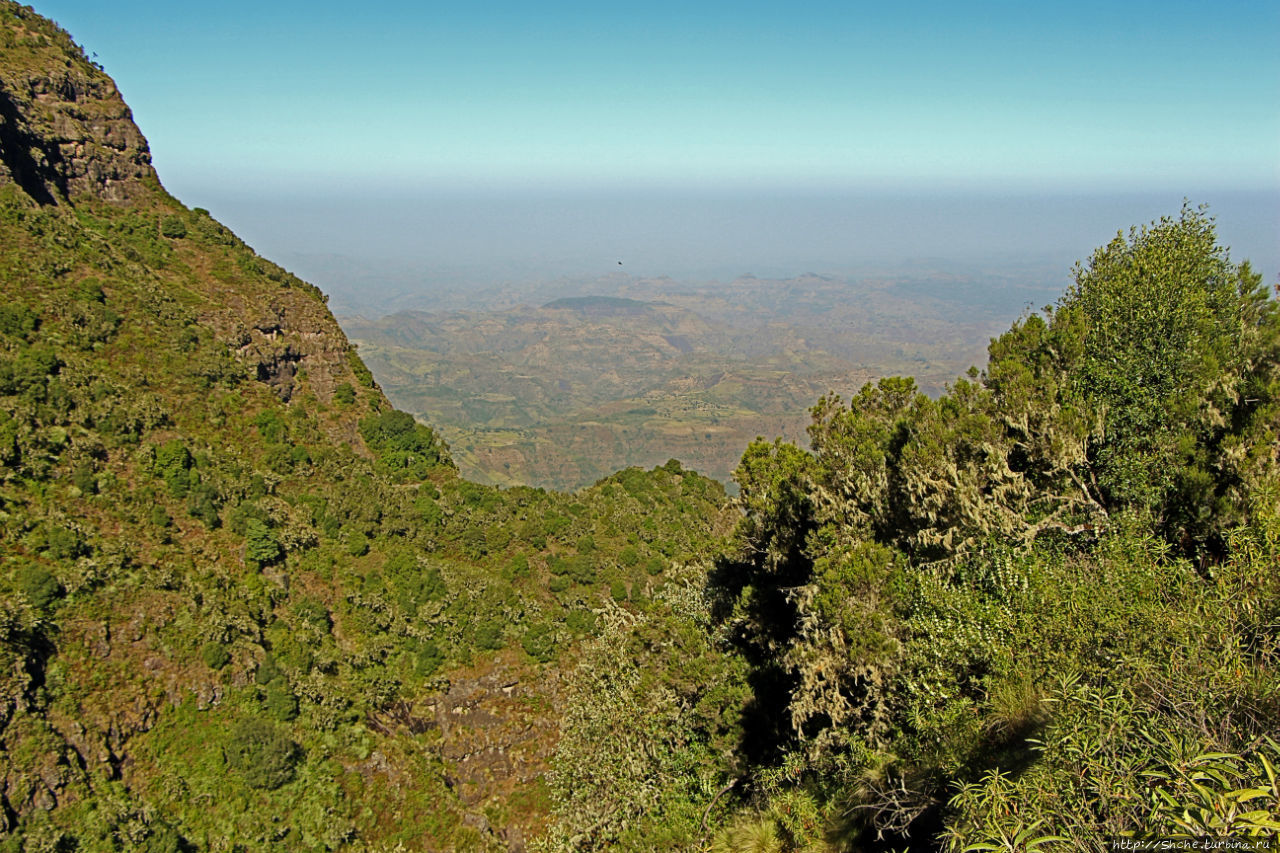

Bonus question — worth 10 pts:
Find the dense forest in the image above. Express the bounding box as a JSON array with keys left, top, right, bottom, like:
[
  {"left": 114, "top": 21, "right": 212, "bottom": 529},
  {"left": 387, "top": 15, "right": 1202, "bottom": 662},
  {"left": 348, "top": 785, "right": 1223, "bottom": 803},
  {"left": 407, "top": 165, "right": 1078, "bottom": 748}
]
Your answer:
[{"left": 1, "top": 3, "right": 1277, "bottom": 851}]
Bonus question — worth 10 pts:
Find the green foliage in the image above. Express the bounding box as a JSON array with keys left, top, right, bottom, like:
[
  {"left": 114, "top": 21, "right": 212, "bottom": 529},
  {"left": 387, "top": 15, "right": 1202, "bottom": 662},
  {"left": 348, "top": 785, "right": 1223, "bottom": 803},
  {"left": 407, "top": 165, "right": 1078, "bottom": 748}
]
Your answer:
[
  {"left": 7, "top": 24, "right": 1269, "bottom": 849},
  {"left": 358, "top": 408, "right": 452, "bottom": 480},
  {"left": 708, "top": 208, "right": 1280, "bottom": 848},
  {"left": 383, "top": 550, "right": 446, "bottom": 613},
  {"left": 154, "top": 439, "right": 193, "bottom": 497},
  {"left": 16, "top": 562, "right": 62, "bottom": 610},
  {"left": 521, "top": 621, "right": 557, "bottom": 663},
  {"left": 200, "top": 641, "right": 230, "bottom": 670},
  {"left": 159, "top": 215, "right": 186, "bottom": 239},
  {"left": 223, "top": 718, "right": 301, "bottom": 790},
  {"left": 244, "top": 518, "right": 282, "bottom": 567},
  {"left": 348, "top": 349, "right": 376, "bottom": 388},
  {"left": 473, "top": 619, "right": 505, "bottom": 650},
  {"left": 262, "top": 679, "right": 299, "bottom": 722},
  {"left": 542, "top": 593, "right": 750, "bottom": 851},
  {"left": 253, "top": 408, "right": 285, "bottom": 443},
  {"left": 344, "top": 528, "right": 369, "bottom": 556},
  {"left": 333, "top": 382, "right": 356, "bottom": 405},
  {"left": 564, "top": 608, "right": 596, "bottom": 637},
  {"left": 0, "top": 303, "right": 39, "bottom": 339},
  {"left": 186, "top": 482, "right": 221, "bottom": 528},
  {"left": 414, "top": 640, "right": 444, "bottom": 676}
]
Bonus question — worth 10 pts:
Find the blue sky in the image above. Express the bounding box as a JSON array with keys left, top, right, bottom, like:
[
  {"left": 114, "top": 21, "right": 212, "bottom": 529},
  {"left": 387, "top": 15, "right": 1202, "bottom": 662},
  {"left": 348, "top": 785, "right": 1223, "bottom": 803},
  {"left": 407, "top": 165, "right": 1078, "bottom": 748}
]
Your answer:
[{"left": 33, "top": 0, "right": 1280, "bottom": 193}]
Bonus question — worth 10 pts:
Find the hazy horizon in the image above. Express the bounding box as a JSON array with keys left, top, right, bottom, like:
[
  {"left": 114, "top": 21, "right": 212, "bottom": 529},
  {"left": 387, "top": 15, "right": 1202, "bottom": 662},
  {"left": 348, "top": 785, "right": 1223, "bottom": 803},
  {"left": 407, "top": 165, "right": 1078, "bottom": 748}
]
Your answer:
[{"left": 177, "top": 184, "right": 1279, "bottom": 317}]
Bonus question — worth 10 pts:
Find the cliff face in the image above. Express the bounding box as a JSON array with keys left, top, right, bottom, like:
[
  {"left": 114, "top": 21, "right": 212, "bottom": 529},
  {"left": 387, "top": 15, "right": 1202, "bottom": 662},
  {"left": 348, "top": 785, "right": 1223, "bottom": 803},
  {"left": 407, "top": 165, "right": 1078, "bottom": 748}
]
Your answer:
[
  {"left": 0, "top": 3, "right": 155, "bottom": 203},
  {"left": 0, "top": 2, "right": 386, "bottom": 452}
]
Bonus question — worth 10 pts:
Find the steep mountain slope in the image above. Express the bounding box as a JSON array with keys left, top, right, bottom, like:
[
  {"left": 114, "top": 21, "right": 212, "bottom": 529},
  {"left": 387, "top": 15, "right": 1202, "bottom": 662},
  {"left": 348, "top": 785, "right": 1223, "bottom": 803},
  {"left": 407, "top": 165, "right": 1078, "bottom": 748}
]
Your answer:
[{"left": 0, "top": 6, "right": 737, "bottom": 850}]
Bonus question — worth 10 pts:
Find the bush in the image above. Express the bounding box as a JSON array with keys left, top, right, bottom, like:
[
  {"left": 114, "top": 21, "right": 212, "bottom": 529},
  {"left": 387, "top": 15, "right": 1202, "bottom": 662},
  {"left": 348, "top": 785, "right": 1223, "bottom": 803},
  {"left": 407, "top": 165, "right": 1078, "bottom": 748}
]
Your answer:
[
  {"left": 474, "top": 620, "right": 505, "bottom": 651},
  {"left": 0, "top": 303, "right": 38, "bottom": 340},
  {"left": 253, "top": 409, "right": 285, "bottom": 443},
  {"left": 385, "top": 552, "right": 445, "bottom": 613},
  {"left": 201, "top": 641, "right": 230, "bottom": 670},
  {"left": 505, "top": 554, "right": 531, "bottom": 581},
  {"left": 333, "top": 383, "right": 355, "bottom": 405},
  {"left": 16, "top": 563, "right": 62, "bottom": 610},
  {"left": 149, "top": 504, "right": 172, "bottom": 529},
  {"left": 358, "top": 409, "right": 451, "bottom": 479},
  {"left": 293, "top": 598, "right": 331, "bottom": 631},
  {"left": 154, "top": 439, "right": 193, "bottom": 497},
  {"left": 186, "top": 483, "right": 221, "bottom": 528},
  {"left": 345, "top": 529, "right": 369, "bottom": 557},
  {"left": 262, "top": 679, "right": 299, "bottom": 722},
  {"left": 224, "top": 718, "right": 300, "bottom": 790},
  {"left": 159, "top": 215, "right": 187, "bottom": 239},
  {"left": 522, "top": 622, "right": 556, "bottom": 663},
  {"left": 244, "top": 519, "right": 282, "bottom": 568},
  {"left": 42, "top": 524, "right": 83, "bottom": 560},
  {"left": 415, "top": 641, "right": 444, "bottom": 677},
  {"left": 566, "top": 609, "right": 596, "bottom": 637}
]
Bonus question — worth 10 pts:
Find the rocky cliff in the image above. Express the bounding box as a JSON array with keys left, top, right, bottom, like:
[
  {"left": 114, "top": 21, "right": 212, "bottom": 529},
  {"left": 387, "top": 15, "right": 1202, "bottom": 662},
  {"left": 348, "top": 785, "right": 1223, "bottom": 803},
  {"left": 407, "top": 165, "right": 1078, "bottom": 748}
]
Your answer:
[{"left": 0, "top": 4, "right": 154, "bottom": 203}]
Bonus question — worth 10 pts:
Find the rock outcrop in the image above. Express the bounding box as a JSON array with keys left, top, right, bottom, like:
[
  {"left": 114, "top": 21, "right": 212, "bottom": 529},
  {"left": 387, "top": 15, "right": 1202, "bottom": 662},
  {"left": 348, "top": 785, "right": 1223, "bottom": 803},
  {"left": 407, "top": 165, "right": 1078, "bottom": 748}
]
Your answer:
[{"left": 0, "top": 3, "right": 156, "bottom": 203}]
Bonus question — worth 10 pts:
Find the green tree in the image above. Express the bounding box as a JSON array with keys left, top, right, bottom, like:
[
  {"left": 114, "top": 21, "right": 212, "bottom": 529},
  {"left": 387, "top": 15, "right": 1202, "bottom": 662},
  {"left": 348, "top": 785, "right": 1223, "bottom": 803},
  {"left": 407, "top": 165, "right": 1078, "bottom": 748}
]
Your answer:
[{"left": 244, "top": 519, "right": 281, "bottom": 567}]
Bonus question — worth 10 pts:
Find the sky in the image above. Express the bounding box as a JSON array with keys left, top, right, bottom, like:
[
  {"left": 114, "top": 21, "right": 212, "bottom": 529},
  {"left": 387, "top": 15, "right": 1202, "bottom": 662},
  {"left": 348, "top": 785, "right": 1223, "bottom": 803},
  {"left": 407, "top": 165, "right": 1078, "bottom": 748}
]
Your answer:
[{"left": 28, "top": 0, "right": 1280, "bottom": 298}]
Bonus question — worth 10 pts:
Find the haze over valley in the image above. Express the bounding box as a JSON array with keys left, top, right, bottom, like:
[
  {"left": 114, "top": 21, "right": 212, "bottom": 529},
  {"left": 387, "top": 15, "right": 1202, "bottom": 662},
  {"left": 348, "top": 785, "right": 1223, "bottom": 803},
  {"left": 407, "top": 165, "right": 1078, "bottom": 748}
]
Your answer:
[
  {"left": 342, "top": 267, "right": 1067, "bottom": 489},
  {"left": 278, "top": 189, "right": 1273, "bottom": 490}
]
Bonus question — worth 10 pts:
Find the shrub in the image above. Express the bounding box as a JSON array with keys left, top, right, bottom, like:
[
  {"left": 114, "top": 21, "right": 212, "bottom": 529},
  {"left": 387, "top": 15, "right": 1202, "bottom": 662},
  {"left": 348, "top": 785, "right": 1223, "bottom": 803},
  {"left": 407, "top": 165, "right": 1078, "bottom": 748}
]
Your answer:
[
  {"left": 42, "top": 524, "right": 83, "bottom": 560},
  {"left": 505, "top": 554, "right": 531, "bottom": 581},
  {"left": 333, "top": 383, "right": 355, "bottom": 405},
  {"left": 186, "top": 483, "right": 221, "bottom": 528},
  {"left": 0, "top": 303, "right": 38, "bottom": 340},
  {"left": 17, "top": 563, "right": 62, "bottom": 610},
  {"left": 475, "top": 620, "right": 505, "bottom": 651},
  {"left": 154, "top": 439, "right": 193, "bottom": 497},
  {"left": 253, "top": 410, "right": 285, "bottom": 444},
  {"left": 415, "top": 641, "right": 444, "bottom": 677},
  {"left": 159, "top": 215, "right": 186, "bottom": 239},
  {"left": 358, "top": 409, "right": 451, "bottom": 479},
  {"left": 244, "top": 519, "right": 282, "bottom": 568},
  {"left": 149, "top": 504, "right": 172, "bottom": 529},
  {"left": 293, "top": 598, "right": 331, "bottom": 631},
  {"left": 224, "top": 718, "right": 300, "bottom": 790},
  {"left": 345, "top": 529, "right": 369, "bottom": 557},
  {"left": 71, "top": 463, "right": 96, "bottom": 494},
  {"left": 262, "top": 679, "right": 299, "bottom": 722},
  {"left": 566, "top": 609, "right": 596, "bottom": 637},
  {"left": 522, "top": 622, "right": 556, "bottom": 663},
  {"left": 201, "top": 641, "right": 230, "bottom": 670}
]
